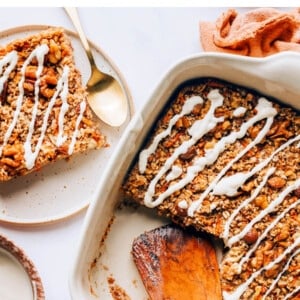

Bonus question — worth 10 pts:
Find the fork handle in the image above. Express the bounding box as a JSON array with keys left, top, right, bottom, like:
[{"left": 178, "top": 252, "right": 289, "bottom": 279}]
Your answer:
[{"left": 64, "top": 7, "right": 96, "bottom": 67}]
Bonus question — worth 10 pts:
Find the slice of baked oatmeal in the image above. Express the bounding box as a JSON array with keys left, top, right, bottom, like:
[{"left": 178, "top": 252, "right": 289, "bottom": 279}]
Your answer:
[
  {"left": 123, "top": 78, "right": 299, "bottom": 299},
  {"left": 0, "top": 27, "right": 107, "bottom": 181}
]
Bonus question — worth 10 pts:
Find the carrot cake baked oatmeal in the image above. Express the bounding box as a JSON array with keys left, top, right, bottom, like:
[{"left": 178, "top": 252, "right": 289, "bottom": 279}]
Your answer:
[
  {"left": 0, "top": 27, "right": 106, "bottom": 181},
  {"left": 123, "top": 78, "right": 300, "bottom": 299}
]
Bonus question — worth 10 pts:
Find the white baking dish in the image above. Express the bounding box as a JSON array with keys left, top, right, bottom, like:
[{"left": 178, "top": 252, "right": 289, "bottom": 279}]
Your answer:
[{"left": 69, "top": 51, "right": 300, "bottom": 299}]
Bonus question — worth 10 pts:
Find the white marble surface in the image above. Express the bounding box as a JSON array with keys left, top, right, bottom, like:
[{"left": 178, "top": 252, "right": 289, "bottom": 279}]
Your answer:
[{"left": 0, "top": 6, "right": 282, "bottom": 300}]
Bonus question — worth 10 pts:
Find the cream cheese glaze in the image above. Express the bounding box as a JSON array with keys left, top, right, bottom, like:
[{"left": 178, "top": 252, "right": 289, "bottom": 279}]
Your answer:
[
  {"left": 166, "top": 165, "right": 183, "bottom": 182},
  {"left": 136, "top": 87, "right": 299, "bottom": 299},
  {"left": 223, "top": 237, "right": 300, "bottom": 300},
  {"left": 233, "top": 106, "right": 247, "bottom": 117},
  {"left": 0, "top": 44, "right": 87, "bottom": 170},
  {"left": 142, "top": 89, "right": 225, "bottom": 208},
  {"left": 227, "top": 178, "right": 300, "bottom": 247},
  {"left": 0, "top": 51, "right": 18, "bottom": 96},
  {"left": 139, "top": 95, "right": 204, "bottom": 173},
  {"left": 236, "top": 198, "right": 300, "bottom": 274},
  {"left": 140, "top": 90, "right": 280, "bottom": 214},
  {"left": 262, "top": 248, "right": 300, "bottom": 300}
]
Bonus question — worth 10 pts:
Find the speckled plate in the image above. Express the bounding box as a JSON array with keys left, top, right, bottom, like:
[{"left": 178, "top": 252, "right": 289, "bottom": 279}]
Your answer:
[
  {"left": 0, "top": 25, "right": 133, "bottom": 225},
  {"left": 0, "top": 234, "right": 44, "bottom": 299},
  {"left": 69, "top": 51, "right": 300, "bottom": 299}
]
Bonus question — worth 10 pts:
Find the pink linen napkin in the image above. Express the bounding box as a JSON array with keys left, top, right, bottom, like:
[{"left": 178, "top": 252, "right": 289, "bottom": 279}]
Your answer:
[{"left": 200, "top": 8, "right": 300, "bottom": 57}]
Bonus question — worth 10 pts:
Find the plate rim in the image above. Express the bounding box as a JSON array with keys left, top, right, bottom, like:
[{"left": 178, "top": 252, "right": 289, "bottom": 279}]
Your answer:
[{"left": 0, "top": 233, "right": 45, "bottom": 299}]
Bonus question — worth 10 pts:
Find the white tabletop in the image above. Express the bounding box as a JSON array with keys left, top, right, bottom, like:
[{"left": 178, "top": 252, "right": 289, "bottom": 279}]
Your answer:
[{"left": 0, "top": 6, "right": 273, "bottom": 300}]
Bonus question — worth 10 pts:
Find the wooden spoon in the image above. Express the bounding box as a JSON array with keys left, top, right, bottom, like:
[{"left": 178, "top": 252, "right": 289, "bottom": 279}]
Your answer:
[{"left": 132, "top": 224, "right": 222, "bottom": 300}]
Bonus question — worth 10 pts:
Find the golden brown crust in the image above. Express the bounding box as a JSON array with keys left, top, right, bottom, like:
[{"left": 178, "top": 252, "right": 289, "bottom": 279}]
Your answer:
[{"left": 0, "top": 27, "right": 107, "bottom": 181}]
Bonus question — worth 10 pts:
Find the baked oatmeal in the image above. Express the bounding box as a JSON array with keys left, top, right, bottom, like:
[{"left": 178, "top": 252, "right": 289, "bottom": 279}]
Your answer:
[
  {"left": 123, "top": 78, "right": 300, "bottom": 299},
  {"left": 0, "top": 27, "right": 107, "bottom": 181}
]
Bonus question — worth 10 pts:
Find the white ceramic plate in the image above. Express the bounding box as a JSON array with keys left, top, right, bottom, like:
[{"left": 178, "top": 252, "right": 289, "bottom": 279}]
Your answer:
[
  {"left": 69, "top": 51, "right": 300, "bottom": 299},
  {"left": 0, "top": 25, "right": 133, "bottom": 225},
  {"left": 0, "top": 234, "right": 44, "bottom": 299}
]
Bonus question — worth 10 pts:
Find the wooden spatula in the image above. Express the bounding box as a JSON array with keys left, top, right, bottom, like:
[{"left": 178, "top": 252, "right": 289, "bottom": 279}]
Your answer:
[{"left": 132, "top": 224, "right": 222, "bottom": 300}]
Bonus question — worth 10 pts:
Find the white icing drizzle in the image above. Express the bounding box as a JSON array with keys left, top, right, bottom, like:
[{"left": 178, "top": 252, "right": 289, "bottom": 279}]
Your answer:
[
  {"left": 187, "top": 97, "right": 277, "bottom": 216},
  {"left": 0, "top": 46, "right": 87, "bottom": 169},
  {"left": 56, "top": 67, "right": 70, "bottom": 147},
  {"left": 143, "top": 89, "right": 224, "bottom": 208},
  {"left": 0, "top": 51, "right": 19, "bottom": 157},
  {"left": 262, "top": 248, "right": 300, "bottom": 299},
  {"left": 213, "top": 164, "right": 272, "bottom": 197},
  {"left": 141, "top": 93, "right": 279, "bottom": 211},
  {"left": 23, "top": 44, "right": 49, "bottom": 169},
  {"left": 219, "top": 135, "right": 300, "bottom": 245},
  {"left": 233, "top": 106, "right": 247, "bottom": 117},
  {"left": 178, "top": 199, "right": 188, "bottom": 209},
  {"left": 222, "top": 167, "right": 276, "bottom": 246},
  {"left": 0, "top": 51, "right": 18, "bottom": 99},
  {"left": 237, "top": 198, "right": 300, "bottom": 273},
  {"left": 213, "top": 135, "right": 300, "bottom": 197},
  {"left": 227, "top": 178, "right": 300, "bottom": 247},
  {"left": 24, "top": 65, "right": 71, "bottom": 169},
  {"left": 223, "top": 237, "right": 300, "bottom": 300},
  {"left": 2, "top": 44, "right": 49, "bottom": 165},
  {"left": 210, "top": 202, "right": 217, "bottom": 211},
  {"left": 166, "top": 165, "right": 182, "bottom": 182},
  {"left": 283, "top": 286, "right": 300, "bottom": 300},
  {"left": 68, "top": 100, "right": 86, "bottom": 155},
  {"left": 139, "top": 95, "right": 204, "bottom": 173}
]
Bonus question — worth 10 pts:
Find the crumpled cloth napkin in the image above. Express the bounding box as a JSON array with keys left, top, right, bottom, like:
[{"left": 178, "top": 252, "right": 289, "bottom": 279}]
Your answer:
[{"left": 200, "top": 7, "right": 300, "bottom": 57}]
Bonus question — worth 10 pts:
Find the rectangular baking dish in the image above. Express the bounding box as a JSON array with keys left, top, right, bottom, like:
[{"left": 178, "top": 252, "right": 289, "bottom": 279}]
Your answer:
[{"left": 69, "top": 51, "right": 300, "bottom": 299}]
